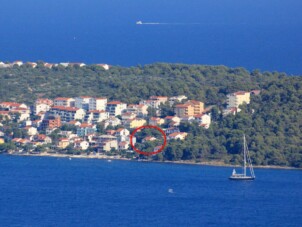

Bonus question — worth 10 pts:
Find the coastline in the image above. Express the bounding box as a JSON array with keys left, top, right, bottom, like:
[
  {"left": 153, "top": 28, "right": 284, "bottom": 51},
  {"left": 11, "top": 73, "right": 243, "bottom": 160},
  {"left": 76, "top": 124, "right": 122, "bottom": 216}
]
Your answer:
[{"left": 3, "top": 152, "right": 301, "bottom": 170}]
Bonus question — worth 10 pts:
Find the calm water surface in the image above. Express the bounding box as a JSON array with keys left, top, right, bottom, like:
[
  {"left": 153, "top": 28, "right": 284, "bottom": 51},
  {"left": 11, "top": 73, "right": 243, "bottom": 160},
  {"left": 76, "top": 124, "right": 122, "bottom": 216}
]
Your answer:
[
  {"left": 0, "top": 155, "right": 301, "bottom": 226},
  {"left": 0, "top": 0, "right": 302, "bottom": 74}
]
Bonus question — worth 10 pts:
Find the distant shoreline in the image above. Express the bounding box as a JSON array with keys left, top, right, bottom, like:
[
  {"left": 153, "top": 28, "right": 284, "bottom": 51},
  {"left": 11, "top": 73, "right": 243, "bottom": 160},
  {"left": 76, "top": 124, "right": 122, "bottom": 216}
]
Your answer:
[{"left": 3, "top": 152, "right": 301, "bottom": 170}]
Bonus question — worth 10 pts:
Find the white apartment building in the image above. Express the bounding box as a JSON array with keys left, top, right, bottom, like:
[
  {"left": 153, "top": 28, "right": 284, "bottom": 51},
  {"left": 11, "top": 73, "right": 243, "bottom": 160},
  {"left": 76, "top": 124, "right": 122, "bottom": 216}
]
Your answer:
[
  {"left": 54, "top": 97, "right": 75, "bottom": 107},
  {"left": 89, "top": 97, "right": 107, "bottom": 111},
  {"left": 85, "top": 110, "right": 109, "bottom": 123},
  {"left": 49, "top": 106, "right": 85, "bottom": 122},
  {"left": 106, "top": 101, "right": 127, "bottom": 116}
]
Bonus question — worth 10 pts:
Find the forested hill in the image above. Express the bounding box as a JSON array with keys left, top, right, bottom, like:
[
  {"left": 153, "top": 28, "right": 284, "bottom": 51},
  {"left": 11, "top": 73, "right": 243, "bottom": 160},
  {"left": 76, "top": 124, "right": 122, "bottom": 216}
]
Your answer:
[
  {"left": 0, "top": 63, "right": 301, "bottom": 167},
  {"left": 0, "top": 63, "right": 285, "bottom": 105}
]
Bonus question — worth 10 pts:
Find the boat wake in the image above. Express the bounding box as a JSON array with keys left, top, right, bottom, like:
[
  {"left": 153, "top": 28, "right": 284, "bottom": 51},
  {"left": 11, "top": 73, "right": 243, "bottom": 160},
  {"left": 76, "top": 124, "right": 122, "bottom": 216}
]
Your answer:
[{"left": 136, "top": 21, "right": 201, "bottom": 25}]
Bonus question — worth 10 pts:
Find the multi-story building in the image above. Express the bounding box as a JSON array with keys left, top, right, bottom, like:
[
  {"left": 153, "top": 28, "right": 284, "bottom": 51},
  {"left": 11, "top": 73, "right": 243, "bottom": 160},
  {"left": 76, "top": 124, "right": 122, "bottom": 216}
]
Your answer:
[
  {"left": 185, "top": 100, "right": 204, "bottom": 115},
  {"left": 48, "top": 106, "right": 85, "bottom": 122},
  {"left": 75, "top": 96, "right": 92, "bottom": 110},
  {"left": 85, "top": 110, "right": 109, "bottom": 123},
  {"left": 34, "top": 103, "right": 51, "bottom": 115},
  {"left": 89, "top": 97, "right": 107, "bottom": 111},
  {"left": 174, "top": 100, "right": 204, "bottom": 117},
  {"left": 76, "top": 123, "right": 97, "bottom": 137},
  {"left": 106, "top": 101, "right": 127, "bottom": 116},
  {"left": 53, "top": 97, "right": 75, "bottom": 107},
  {"left": 40, "top": 116, "right": 61, "bottom": 130},
  {"left": 174, "top": 103, "right": 194, "bottom": 117},
  {"left": 227, "top": 91, "right": 250, "bottom": 108}
]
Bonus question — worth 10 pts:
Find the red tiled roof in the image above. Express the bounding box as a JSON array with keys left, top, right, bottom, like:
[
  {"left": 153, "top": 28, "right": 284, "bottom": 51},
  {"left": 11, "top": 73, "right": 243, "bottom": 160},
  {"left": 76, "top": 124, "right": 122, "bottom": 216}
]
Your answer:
[
  {"left": 52, "top": 106, "right": 79, "bottom": 112},
  {"left": 107, "top": 101, "right": 123, "bottom": 105},
  {"left": 54, "top": 97, "right": 72, "bottom": 101},
  {"left": 0, "top": 102, "right": 22, "bottom": 107},
  {"left": 175, "top": 104, "right": 191, "bottom": 108},
  {"left": 233, "top": 91, "right": 248, "bottom": 95}
]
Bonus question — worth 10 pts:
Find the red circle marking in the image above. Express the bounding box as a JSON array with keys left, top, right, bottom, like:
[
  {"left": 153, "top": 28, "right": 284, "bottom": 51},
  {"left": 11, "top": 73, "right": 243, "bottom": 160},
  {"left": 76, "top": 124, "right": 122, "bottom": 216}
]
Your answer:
[{"left": 130, "top": 125, "right": 167, "bottom": 156}]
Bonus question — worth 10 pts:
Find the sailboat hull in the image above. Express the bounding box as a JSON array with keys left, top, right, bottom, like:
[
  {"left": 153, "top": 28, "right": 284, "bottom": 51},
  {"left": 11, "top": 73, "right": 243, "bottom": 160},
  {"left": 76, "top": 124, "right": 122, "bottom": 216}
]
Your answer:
[{"left": 229, "top": 176, "right": 255, "bottom": 181}]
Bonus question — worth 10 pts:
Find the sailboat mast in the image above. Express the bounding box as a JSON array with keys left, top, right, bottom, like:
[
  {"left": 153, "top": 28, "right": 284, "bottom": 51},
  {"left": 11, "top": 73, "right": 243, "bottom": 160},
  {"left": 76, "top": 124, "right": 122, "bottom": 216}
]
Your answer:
[{"left": 243, "top": 134, "right": 247, "bottom": 176}]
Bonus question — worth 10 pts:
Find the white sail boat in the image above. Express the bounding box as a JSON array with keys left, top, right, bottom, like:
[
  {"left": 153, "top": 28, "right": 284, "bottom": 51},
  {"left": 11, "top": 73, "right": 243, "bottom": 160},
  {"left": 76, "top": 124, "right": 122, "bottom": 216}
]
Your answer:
[{"left": 229, "top": 135, "right": 255, "bottom": 180}]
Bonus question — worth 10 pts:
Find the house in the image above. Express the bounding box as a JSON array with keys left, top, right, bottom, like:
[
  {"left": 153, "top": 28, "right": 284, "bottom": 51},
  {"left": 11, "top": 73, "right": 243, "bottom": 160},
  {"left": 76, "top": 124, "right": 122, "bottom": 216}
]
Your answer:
[
  {"left": 119, "top": 141, "right": 129, "bottom": 150},
  {"left": 12, "top": 138, "right": 30, "bottom": 145},
  {"left": 149, "top": 117, "right": 165, "bottom": 126},
  {"left": 34, "top": 103, "right": 51, "bottom": 114},
  {"left": 53, "top": 97, "right": 75, "bottom": 107},
  {"left": 89, "top": 97, "right": 107, "bottom": 111},
  {"left": 0, "top": 102, "right": 28, "bottom": 110},
  {"left": 106, "top": 130, "right": 116, "bottom": 135},
  {"left": 35, "top": 98, "right": 53, "bottom": 106},
  {"left": 223, "top": 107, "right": 240, "bottom": 116},
  {"left": 40, "top": 115, "right": 61, "bottom": 130},
  {"left": 96, "top": 64, "right": 110, "bottom": 70},
  {"left": 227, "top": 91, "right": 250, "bottom": 108},
  {"left": 194, "top": 113, "right": 211, "bottom": 128},
  {"left": 0, "top": 138, "right": 4, "bottom": 144},
  {"left": 143, "top": 136, "right": 157, "bottom": 142},
  {"left": 48, "top": 106, "right": 85, "bottom": 122},
  {"left": 167, "top": 132, "right": 188, "bottom": 140},
  {"left": 104, "top": 117, "right": 121, "bottom": 128},
  {"left": 12, "top": 61, "right": 23, "bottom": 66},
  {"left": 0, "top": 62, "right": 11, "bottom": 68},
  {"left": 181, "top": 116, "right": 196, "bottom": 123},
  {"left": 59, "top": 62, "right": 69, "bottom": 67},
  {"left": 114, "top": 128, "right": 130, "bottom": 137},
  {"left": 76, "top": 123, "right": 97, "bottom": 137},
  {"left": 251, "top": 90, "right": 261, "bottom": 95},
  {"left": 35, "top": 134, "right": 52, "bottom": 144},
  {"left": 150, "top": 96, "right": 168, "bottom": 104},
  {"left": 24, "top": 126, "right": 38, "bottom": 136},
  {"left": 169, "top": 95, "right": 187, "bottom": 105},
  {"left": 124, "top": 104, "right": 148, "bottom": 117},
  {"left": 85, "top": 110, "right": 109, "bottom": 123},
  {"left": 164, "top": 116, "right": 180, "bottom": 124},
  {"left": 69, "top": 62, "right": 86, "bottom": 67},
  {"left": 124, "top": 118, "right": 146, "bottom": 129},
  {"left": 163, "top": 127, "right": 180, "bottom": 135},
  {"left": 74, "top": 141, "right": 89, "bottom": 150},
  {"left": 97, "top": 135, "right": 118, "bottom": 152},
  {"left": 139, "top": 99, "right": 161, "bottom": 109},
  {"left": 26, "top": 62, "right": 37, "bottom": 68},
  {"left": 121, "top": 112, "right": 137, "bottom": 121},
  {"left": 67, "top": 120, "right": 81, "bottom": 127},
  {"left": 9, "top": 108, "right": 30, "bottom": 121},
  {"left": 44, "top": 63, "right": 54, "bottom": 69},
  {"left": 0, "top": 111, "right": 11, "bottom": 120},
  {"left": 106, "top": 101, "right": 127, "bottom": 116},
  {"left": 57, "top": 138, "right": 70, "bottom": 149}
]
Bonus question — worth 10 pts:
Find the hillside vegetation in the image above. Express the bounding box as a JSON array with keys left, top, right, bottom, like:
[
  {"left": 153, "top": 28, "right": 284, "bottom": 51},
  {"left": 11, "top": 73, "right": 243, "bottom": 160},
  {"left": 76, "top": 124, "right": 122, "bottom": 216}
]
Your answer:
[{"left": 0, "top": 63, "right": 301, "bottom": 167}]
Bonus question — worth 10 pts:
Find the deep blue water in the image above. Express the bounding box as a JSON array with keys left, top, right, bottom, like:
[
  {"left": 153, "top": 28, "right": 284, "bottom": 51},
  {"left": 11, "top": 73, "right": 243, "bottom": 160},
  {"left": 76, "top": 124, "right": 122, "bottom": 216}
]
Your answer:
[
  {"left": 0, "top": 156, "right": 301, "bottom": 226},
  {"left": 0, "top": 0, "right": 302, "bottom": 74}
]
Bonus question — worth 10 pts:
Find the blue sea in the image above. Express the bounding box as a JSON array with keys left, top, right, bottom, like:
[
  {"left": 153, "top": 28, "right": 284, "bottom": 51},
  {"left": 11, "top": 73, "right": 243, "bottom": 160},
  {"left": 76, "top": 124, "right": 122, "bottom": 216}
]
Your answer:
[
  {"left": 0, "top": 0, "right": 302, "bottom": 74},
  {"left": 0, "top": 155, "right": 301, "bottom": 226}
]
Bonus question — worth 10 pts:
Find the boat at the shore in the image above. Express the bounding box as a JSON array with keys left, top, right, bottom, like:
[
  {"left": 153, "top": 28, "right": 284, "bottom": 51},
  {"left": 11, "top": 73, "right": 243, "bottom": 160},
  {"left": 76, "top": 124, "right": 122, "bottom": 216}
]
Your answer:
[{"left": 229, "top": 135, "right": 255, "bottom": 180}]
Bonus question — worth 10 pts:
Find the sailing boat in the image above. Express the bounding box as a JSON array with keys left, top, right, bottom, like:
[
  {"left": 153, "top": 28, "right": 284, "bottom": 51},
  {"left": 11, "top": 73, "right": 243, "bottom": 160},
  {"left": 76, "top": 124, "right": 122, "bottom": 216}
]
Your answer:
[{"left": 229, "top": 135, "right": 255, "bottom": 180}]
